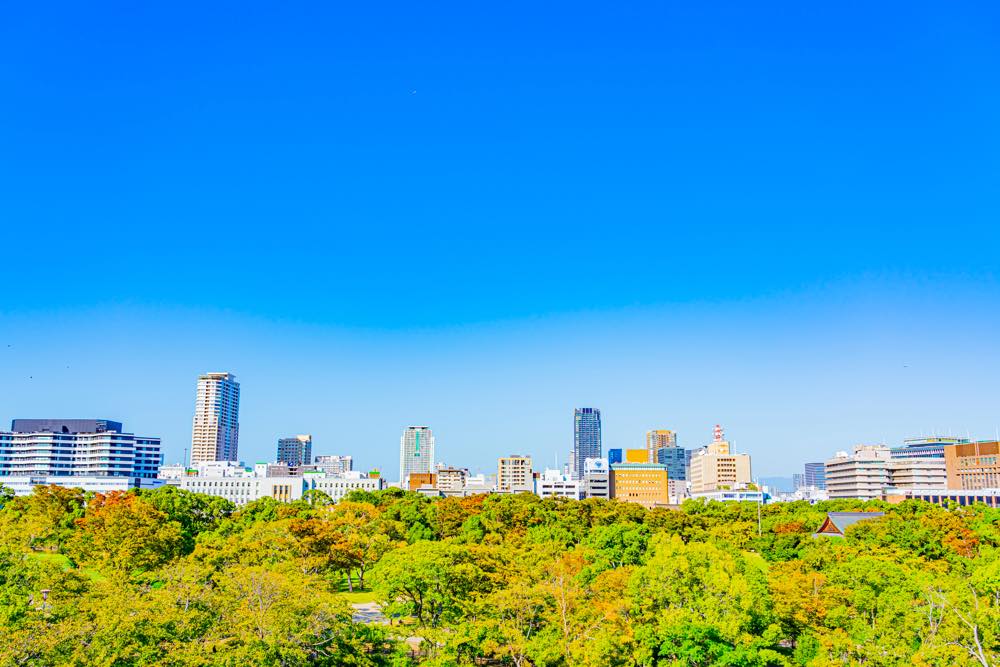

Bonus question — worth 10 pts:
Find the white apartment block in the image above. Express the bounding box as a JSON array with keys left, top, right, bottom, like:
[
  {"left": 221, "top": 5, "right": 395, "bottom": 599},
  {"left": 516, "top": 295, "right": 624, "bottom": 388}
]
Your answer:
[
  {"left": 191, "top": 372, "right": 240, "bottom": 464},
  {"left": 435, "top": 467, "right": 468, "bottom": 493},
  {"left": 886, "top": 457, "right": 947, "bottom": 490}
]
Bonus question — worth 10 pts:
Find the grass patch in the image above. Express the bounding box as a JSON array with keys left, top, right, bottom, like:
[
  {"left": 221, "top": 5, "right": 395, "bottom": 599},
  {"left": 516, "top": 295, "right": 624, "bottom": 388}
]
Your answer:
[
  {"left": 25, "top": 551, "right": 106, "bottom": 582},
  {"left": 340, "top": 588, "right": 379, "bottom": 604}
]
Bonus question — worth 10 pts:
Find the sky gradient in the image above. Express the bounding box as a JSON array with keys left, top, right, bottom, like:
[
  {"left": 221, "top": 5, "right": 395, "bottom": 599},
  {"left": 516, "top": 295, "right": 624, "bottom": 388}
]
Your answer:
[{"left": 2, "top": 1, "right": 999, "bottom": 477}]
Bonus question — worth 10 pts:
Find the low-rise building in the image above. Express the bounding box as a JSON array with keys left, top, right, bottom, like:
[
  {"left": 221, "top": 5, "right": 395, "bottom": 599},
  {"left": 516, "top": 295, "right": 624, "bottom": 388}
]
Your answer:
[
  {"left": 169, "top": 467, "right": 382, "bottom": 505},
  {"left": 825, "top": 445, "right": 891, "bottom": 500},
  {"left": 690, "top": 488, "right": 767, "bottom": 504},
  {"left": 314, "top": 455, "right": 353, "bottom": 475},
  {"left": 535, "top": 469, "right": 583, "bottom": 500},
  {"left": 944, "top": 440, "right": 1000, "bottom": 491},
  {"left": 610, "top": 462, "right": 669, "bottom": 509}
]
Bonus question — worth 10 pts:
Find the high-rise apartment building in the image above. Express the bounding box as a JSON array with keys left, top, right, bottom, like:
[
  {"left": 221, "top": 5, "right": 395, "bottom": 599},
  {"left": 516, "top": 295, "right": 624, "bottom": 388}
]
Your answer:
[
  {"left": 645, "top": 429, "right": 677, "bottom": 463},
  {"left": 572, "top": 408, "right": 602, "bottom": 479},
  {"left": 276, "top": 434, "right": 312, "bottom": 467},
  {"left": 190, "top": 372, "right": 240, "bottom": 464},
  {"left": 804, "top": 462, "right": 827, "bottom": 489},
  {"left": 498, "top": 455, "right": 533, "bottom": 492},
  {"left": 688, "top": 425, "right": 751, "bottom": 494},
  {"left": 399, "top": 426, "right": 435, "bottom": 485}
]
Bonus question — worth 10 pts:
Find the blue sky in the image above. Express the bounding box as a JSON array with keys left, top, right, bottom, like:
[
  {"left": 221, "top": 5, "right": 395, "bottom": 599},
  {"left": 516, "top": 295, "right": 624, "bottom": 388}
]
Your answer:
[{"left": 1, "top": 1, "right": 999, "bottom": 477}]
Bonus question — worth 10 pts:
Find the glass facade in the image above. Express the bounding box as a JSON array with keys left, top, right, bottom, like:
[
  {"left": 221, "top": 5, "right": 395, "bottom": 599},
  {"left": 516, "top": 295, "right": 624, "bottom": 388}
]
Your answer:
[{"left": 572, "top": 408, "right": 602, "bottom": 478}]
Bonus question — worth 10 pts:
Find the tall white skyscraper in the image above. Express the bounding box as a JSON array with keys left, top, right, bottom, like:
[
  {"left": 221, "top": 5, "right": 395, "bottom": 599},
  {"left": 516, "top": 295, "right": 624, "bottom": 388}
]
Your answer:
[
  {"left": 190, "top": 372, "right": 240, "bottom": 464},
  {"left": 399, "top": 426, "right": 434, "bottom": 485}
]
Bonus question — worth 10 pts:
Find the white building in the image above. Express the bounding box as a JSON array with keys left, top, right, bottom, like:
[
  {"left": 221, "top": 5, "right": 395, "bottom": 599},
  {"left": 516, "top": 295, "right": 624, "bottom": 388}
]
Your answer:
[
  {"left": 399, "top": 426, "right": 435, "bottom": 486},
  {"left": 436, "top": 467, "right": 468, "bottom": 493},
  {"left": 583, "top": 457, "right": 610, "bottom": 499},
  {"left": 314, "top": 455, "right": 353, "bottom": 475},
  {"left": 166, "top": 465, "right": 382, "bottom": 506},
  {"left": 886, "top": 457, "right": 947, "bottom": 490},
  {"left": 690, "top": 488, "right": 767, "bottom": 504},
  {"left": 535, "top": 469, "right": 584, "bottom": 500},
  {"left": 0, "top": 419, "right": 163, "bottom": 495},
  {"left": 825, "top": 445, "right": 891, "bottom": 500},
  {"left": 191, "top": 372, "right": 241, "bottom": 464}
]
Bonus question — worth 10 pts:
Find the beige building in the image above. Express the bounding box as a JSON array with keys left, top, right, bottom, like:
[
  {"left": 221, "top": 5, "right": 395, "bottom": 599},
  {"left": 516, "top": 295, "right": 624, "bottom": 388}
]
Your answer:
[
  {"left": 886, "top": 457, "right": 946, "bottom": 490},
  {"left": 190, "top": 372, "right": 240, "bottom": 464},
  {"left": 688, "top": 426, "right": 751, "bottom": 493},
  {"left": 645, "top": 429, "right": 677, "bottom": 463},
  {"left": 825, "top": 445, "right": 890, "bottom": 500},
  {"left": 498, "top": 455, "right": 533, "bottom": 492},
  {"left": 610, "top": 462, "right": 669, "bottom": 508},
  {"left": 436, "top": 467, "right": 468, "bottom": 493}
]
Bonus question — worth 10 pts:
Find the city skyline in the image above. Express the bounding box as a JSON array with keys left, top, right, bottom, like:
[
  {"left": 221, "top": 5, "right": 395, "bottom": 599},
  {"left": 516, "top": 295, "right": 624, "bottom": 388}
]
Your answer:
[{"left": 2, "top": 2, "right": 998, "bottom": 480}]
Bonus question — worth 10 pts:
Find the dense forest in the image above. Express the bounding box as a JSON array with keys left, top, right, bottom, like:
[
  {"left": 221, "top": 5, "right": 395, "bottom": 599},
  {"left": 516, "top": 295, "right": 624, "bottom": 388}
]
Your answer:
[{"left": 1, "top": 484, "right": 998, "bottom": 666}]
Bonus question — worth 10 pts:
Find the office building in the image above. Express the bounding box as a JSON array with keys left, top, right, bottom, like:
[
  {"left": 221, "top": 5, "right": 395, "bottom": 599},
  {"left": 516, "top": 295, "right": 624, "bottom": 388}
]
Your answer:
[
  {"left": 688, "top": 425, "right": 751, "bottom": 493},
  {"left": 645, "top": 429, "right": 677, "bottom": 463},
  {"left": 825, "top": 445, "right": 891, "bottom": 500},
  {"left": 610, "top": 462, "right": 669, "bottom": 509},
  {"left": 399, "top": 426, "right": 435, "bottom": 485},
  {"left": 314, "top": 455, "right": 353, "bottom": 475},
  {"left": 792, "top": 473, "right": 805, "bottom": 490},
  {"left": 190, "top": 372, "right": 240, "bottom": 464},
  {"left": 407, "top": 472, "right": 436, "bottom": 492},
  {"left": 0, "top": 419, "right": 163, "bottom": 495},
  {"left": 944, "top": 440, "right": 1000, "bottom": 491},
  {"left": 891, "top": 436, "right": 967, "bottom": 459},
  {"left": 498, "top": 455, "right": 533, "bottom": 493},
  {"left": 803, "top": 462, "right": 826, "bottom": 489},
  {"left": 276, "top": 435, "right": 312, "bottom": 467},
  {"left": 572, "top": 408, "right": 602, "bottom": 479},
  {"left": 583, "top": 457, "right": 610, "bottom": 499},
  {"left": 608, "top": 448, "right": 623, "bottom": 465},
  {"left": 657, "top": 446, "right": 688, "bottom": 482},
  {"left": 886, "top": 458, "right": 947, "bottom": 490},
  {"left": 536, "top": 469, "right": 584, "bottom": 500}
]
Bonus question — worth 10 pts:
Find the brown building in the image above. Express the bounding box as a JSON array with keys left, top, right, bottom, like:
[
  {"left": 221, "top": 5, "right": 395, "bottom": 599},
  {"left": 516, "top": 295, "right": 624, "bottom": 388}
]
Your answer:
[
  {"left": 610, "top": 462, "right": 669, "bottom": 509},
  {"left": 407, "top": 472, "right": 436, "bottom": 491},
  {"left": 945, "top": 441, "right": 1000, "bottom": 490}
]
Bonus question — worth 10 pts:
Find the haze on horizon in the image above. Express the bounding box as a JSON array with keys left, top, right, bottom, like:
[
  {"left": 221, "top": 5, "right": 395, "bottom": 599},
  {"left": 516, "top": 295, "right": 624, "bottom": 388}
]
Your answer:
[{"left": 1, "top": 1, "right": 998, "bottom": 478}]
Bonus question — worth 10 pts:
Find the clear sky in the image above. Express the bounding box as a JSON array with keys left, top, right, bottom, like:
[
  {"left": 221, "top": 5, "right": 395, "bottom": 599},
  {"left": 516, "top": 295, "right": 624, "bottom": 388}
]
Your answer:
[{"left": 2, "top": 1, "right": 999, "bottom": 478}]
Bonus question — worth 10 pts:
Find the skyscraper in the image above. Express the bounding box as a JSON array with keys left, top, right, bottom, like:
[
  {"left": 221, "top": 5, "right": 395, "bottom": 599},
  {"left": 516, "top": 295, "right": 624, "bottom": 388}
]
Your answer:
[
  {"left": 276, "top": 434, "right": 312, "bottom": 467},
  {"left": 190, "top": 372, "right": 240, "bottom": 464},
  {"left": 645, "top": 429, "right": 677, "bottom": 463},
  {"left": 572, "top": 408, "right": 602, "bottom": 479},
  {"left": 399, "top": 426, "right": 435, "bottom": 485}
]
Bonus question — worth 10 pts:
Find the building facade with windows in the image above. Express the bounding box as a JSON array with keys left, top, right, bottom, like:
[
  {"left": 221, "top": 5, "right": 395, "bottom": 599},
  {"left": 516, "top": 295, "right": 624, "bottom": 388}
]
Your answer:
[
  {"left": 276, "top": 434, "right": 312, "bottom": 467},
  {"left": 399, "top": 426, "right": 435, "bottom": 486},
  {"left": 572, "top": 408, "right": 602, "bottom": 479},
  {"left": 610, "top": 462, "right": 669, "bottom": 508},
  {"left": 645, "top": 429, "right": 677, "bottom": 463},
  {"left": 688, "top": 426, "right": 751, "bottom": 493},
  {"left": 190, "top": 372, "right": 240, "bottom": 464},
  {"left": 583, "top": 457, "right": 610, "bottom": 499},
  {"left": 498, "top": 455, "right": 533, "bottom": 492},
  {"left": 314, "top": 455, "right": 353, "bottom": 475},
  {"left": 0, "top": 419, "right": 163, "bottom": 495},
  {"left": 804, "top": 462, "right": 826, "bottom": 489},
  {"left": 944, "top": 441, "right": 1000, "bottom": 490}
]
